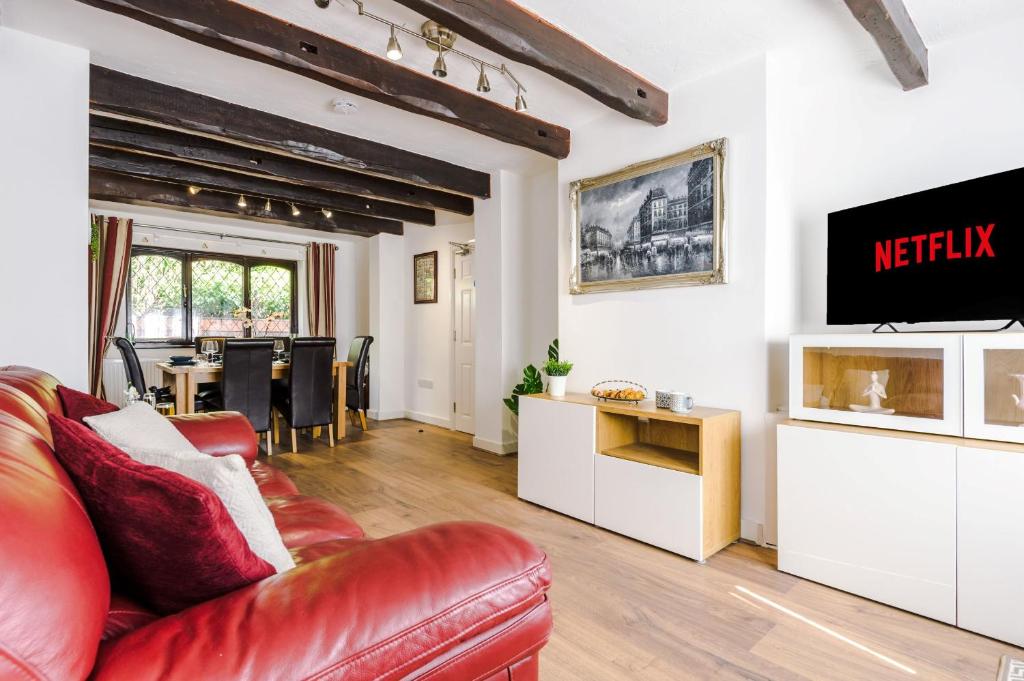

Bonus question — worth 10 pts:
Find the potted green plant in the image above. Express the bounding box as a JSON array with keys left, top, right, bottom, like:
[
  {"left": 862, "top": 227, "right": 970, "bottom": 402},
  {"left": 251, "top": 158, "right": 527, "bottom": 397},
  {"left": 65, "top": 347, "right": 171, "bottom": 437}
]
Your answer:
[{"left": 543, "top": 358, "right": 573, "bottom": 397}]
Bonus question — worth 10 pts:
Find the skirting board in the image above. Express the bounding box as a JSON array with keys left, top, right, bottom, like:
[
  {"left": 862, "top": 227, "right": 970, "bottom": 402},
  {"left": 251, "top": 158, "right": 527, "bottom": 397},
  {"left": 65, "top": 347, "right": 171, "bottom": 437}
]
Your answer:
[
  {"left": 473, "top": 436, "right": 518, "bottom": 456},
  {"left": 404, "top": 411, "right": 453, "bottom": 429},
  {"left": 368, "top": 409, "right": 406, "bottom": 421},
  {"left": 741, "top": 519, "right": 766, "bottom": 546}
]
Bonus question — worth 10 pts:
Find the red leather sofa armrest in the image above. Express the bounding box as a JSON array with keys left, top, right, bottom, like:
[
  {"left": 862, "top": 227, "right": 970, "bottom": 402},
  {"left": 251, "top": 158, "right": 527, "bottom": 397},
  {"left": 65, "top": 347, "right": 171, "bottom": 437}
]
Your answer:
[
  {"left": 167, "top": 412, "right": 257, "bottom": 465},
  {"left": 90, "top": 522, "right": 552, "bottom": 681}
]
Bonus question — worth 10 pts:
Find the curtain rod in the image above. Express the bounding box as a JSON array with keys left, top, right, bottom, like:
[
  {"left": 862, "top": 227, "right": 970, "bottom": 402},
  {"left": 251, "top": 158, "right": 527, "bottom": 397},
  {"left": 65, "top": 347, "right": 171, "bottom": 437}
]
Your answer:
[{"left": 133, "top": 223, "right": 339, "bottom": 250}]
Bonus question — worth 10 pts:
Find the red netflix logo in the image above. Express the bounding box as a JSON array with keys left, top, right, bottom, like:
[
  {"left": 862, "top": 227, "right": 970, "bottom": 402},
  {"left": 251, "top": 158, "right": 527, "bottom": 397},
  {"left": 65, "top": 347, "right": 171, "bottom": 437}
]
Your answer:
[{"left": 875, "top": 223, "right": 996, "bottom": 272}]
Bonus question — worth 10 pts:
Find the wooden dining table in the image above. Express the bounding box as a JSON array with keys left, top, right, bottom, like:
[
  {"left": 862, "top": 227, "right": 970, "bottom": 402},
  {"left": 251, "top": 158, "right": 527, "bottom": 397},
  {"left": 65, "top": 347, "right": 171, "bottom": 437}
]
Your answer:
[{"left": 158, "top": 360, "right": 353, "bottom": 439}]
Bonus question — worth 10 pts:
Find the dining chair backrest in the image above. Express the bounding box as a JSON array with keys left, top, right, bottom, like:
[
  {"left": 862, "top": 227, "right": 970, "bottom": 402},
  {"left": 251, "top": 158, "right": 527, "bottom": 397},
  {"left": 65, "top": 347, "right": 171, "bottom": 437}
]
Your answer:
[
  {"left": 113, "top": 337, "right": 146, "bottom": 396},
  {"left": 287, "top": 338, "right": 336, "bottom": 429},
  {"left": 194, "top": 336, "right": 229, "bottom": 354},
  {"left": 345, "top": 336, "right": 373, "bottom": 411},
  {"left": 221, "top": 339, "right": 274, "bottom": 433}
]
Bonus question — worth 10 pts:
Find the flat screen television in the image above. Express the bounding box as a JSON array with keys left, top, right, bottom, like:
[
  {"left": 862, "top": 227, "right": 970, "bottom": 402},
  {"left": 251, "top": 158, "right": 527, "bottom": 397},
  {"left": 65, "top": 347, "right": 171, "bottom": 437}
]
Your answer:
[{"left": 827, "top": 166, "right": 1024, "bottom": 325}]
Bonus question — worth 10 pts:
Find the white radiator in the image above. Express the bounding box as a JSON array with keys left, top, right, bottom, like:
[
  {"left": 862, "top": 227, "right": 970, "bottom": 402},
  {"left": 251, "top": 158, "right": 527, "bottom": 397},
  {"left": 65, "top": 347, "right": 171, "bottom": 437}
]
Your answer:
[{"left": 102, "top": 358, "right": 166, "bottom": 407}]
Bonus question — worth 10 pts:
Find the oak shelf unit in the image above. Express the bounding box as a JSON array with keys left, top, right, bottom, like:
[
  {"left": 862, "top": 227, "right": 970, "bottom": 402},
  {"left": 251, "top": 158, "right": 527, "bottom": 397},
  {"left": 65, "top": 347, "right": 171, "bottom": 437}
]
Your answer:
[{"left": 518, "top": 392, "right": 741, "bottom": 562}]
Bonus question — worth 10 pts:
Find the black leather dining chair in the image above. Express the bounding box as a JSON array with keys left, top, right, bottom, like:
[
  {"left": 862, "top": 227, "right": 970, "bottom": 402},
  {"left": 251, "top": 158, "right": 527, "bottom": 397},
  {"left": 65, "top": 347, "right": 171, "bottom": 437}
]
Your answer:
[
  {"left": 112, "top": 337, "right": 176, "bottom": 413},
  {"left": 201, "top": 339, "right": 275, "bottom": 454},
  {"left": 345, "top": 336, "right": 373, "bottom": 431},
  {"left": 272, "top": 337, "right": 336, "bottom": 453}
]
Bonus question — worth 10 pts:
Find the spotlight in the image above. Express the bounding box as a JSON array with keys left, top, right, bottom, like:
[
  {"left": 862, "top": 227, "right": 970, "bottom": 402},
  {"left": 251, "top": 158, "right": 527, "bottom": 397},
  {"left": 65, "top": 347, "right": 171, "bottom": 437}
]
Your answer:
[
  {"left": 514, "top": 88, "right": 528, "bottom": 112},
  {"left": 322, "top": 208, "right": 333, "bottom": 219},
  {"left": 432, "top": 48, "right": 447, "bottom": 78},
  {"left": 291, "top": 203, "right": 301, "bottom": 217},
  {"left": 237, "top": 195, "right": 247, "bottom": 208},
  {"left": 476, "top": 64, "right": 491, "bottom": 93},
  {"left": 187, "top": 185, "right": 202, "bottom": 196},
  {"left": 264, "top": 198, "right": 272, "bottom": 212},
  {"left": 313, "top": 0, "right": 330, "bottom": 7},
  {"left": 386, "top": 25, "right": 402, "bottom": 61}
]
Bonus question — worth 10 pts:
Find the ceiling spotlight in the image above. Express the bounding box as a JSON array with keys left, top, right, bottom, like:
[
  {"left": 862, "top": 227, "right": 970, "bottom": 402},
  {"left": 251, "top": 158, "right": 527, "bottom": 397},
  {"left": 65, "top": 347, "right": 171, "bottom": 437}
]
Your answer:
[
  {"left": 322, "top": 208, "right": 333, "bottom": 219},
  {"left": 432, "top": 48, "right": 447, "bottom": 78},
  {"left": 313, "top": 0, "right": 330, "bottom": 7},
  {"left": 237, "top": 194, "right": 248, "bottom": 208},
  {"left": 187, "top": 185, "right": 202, "bottom": 196},
  {"left": 476, "top": 64, "right": 491, "bottom": 93},
  {"left": 386, "top": 25, "right": 402, "bottom": 61},
  {"left": 291, "top": 203, "right": 301, "bottom": 217},
  {"left": 264, "top": 198, "right": 272, "bottom": 212},
  {"left": 514, "top": 88, "right": 528, "bottom": 112}
]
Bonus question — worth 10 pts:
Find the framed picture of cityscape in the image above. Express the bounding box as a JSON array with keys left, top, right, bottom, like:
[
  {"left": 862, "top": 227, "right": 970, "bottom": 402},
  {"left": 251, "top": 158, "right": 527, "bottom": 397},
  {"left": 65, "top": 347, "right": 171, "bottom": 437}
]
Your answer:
[{"left": 568, "top": 138, "right": 726, "bottom": 294}]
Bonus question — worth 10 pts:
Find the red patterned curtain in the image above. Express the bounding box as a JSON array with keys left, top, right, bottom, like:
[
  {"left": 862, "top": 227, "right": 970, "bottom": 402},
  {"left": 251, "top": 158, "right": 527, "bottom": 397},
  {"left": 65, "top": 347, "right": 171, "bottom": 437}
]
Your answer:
[
  {"left": 88, "top": 215, "right": 133, "bottom": 398},
  {"left": 306, "top": 242, "right": 336, "bottom": 338}
]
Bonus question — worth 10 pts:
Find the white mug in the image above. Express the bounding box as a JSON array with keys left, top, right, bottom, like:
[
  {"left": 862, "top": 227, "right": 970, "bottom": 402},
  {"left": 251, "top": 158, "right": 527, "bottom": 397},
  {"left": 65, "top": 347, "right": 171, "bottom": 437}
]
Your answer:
[{"left": 670, "top": 392, "right": 694, "bottom": 413}]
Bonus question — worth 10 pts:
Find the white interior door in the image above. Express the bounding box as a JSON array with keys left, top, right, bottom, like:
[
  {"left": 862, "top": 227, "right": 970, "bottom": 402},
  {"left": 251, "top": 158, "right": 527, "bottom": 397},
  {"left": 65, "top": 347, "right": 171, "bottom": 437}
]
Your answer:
[{"left": 452, "top": 249, "right": 475, "bottom": 434}]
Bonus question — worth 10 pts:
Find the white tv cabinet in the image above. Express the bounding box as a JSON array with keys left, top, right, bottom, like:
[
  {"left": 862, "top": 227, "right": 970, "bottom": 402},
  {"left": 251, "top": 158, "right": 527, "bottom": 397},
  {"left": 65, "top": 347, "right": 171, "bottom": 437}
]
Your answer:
[
  {"left": 779, "top": 333, "right": 1024, "bottom": 646},
  {"left": 518, "top": 393, "right": 740, "bottom": 562}
]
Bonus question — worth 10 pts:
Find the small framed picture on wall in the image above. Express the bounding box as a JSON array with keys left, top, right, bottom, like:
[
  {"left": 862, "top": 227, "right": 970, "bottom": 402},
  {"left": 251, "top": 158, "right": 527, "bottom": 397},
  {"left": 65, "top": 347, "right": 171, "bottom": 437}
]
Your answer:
[{"left": 413, "top": 251, "right": 438, "bottom": 304}]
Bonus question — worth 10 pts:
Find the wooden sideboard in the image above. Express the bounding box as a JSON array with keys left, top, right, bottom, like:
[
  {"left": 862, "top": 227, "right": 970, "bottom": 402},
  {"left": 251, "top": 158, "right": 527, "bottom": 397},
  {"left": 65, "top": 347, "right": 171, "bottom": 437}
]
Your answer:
[{"left": 518, "top": 393, "right": 741, "bottom": 562}]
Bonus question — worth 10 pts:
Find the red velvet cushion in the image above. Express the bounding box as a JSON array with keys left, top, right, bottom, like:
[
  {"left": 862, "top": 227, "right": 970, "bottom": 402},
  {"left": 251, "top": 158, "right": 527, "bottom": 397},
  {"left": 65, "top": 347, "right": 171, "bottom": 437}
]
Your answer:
[
  {"left": 47, "top": 414, "right": 275, "bottom": 614},
  {"left": 57, "top": 385, "right": 118, "bottom": 423}
]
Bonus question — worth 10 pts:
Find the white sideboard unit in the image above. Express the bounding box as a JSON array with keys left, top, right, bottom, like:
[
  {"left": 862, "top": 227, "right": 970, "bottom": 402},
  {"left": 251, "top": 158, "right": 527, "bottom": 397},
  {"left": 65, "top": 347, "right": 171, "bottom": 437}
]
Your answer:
[
  {"left": 518, "top": 393, "right": 741, "bottom": 562},
  {"left": 779, "top": 332, "right": 1024, "bottom": 647}
]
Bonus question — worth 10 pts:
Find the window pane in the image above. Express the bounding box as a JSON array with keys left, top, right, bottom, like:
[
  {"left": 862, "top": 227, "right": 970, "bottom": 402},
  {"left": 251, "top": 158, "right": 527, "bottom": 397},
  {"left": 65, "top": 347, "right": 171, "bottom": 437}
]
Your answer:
[
  {"left": 250, "top": 264, "right": 293, "bottom": 336},
  {"left": 129, "top": 254, "right": 183, "bottom": 340},
  {"left": 191, "top": 259, "right": 245, "bottom": 337}
]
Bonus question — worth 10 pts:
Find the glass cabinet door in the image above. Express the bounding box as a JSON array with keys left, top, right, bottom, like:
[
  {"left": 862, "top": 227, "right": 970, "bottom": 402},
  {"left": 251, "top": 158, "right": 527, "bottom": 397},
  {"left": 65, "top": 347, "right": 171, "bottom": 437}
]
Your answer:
[
  {"left": 790, "top": 334, "right": 963, "bottom": 436},
  {"left": 964, "top": 335, "right": 1024, "bottom": 443}
]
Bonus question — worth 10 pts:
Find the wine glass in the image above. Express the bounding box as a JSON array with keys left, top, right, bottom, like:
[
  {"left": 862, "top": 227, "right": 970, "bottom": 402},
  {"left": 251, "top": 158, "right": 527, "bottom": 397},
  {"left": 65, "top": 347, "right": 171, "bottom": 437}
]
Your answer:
[
  {"left": 273, "top": 339, "right": 285, "bottom": 360},
  {"left": 201, "top": 340, "right": 217, "bottom": 364}
]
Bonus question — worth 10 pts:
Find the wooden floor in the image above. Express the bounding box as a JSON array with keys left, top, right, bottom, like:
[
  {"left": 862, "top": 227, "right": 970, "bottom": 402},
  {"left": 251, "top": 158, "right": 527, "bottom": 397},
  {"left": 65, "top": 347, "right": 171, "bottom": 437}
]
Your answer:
[{"left": 265, "top": 419, "right": 1023, "bottom": 681}]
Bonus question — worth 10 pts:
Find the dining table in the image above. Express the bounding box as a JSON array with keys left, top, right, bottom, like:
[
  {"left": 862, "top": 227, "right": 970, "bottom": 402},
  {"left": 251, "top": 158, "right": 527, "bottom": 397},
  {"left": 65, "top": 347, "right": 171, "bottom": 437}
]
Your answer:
[{"left": 157, "top": 359, "right": 354, "bottom": 439}]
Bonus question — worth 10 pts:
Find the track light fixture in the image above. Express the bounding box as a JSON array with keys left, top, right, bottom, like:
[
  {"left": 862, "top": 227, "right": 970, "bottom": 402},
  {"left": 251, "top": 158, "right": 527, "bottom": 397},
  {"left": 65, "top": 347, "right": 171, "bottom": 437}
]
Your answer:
[
  {"left": 386, "top": 24, "right": 402, "bottom": 61},
  {"left": 432, "top": 47, "right": 447, "bottom": 78},
  {"left": 291, "top": 203, "right": 301, "bottom": 217},
  {"left": 264, "top": 198, "right": 272, "bottom": 212},
  {"left": 187, "top": 185, "right": 202, "bottom": 196},
  {"left": 237, "top": 194, "right": 248, "bottom": 208},
  {"left": 317, "top": 0, "right": 530, "bottom": 112},
  {"left": 514, "top": 88, "right": 528, "bottom": 112},
  {"left": 322, "top": 208, "right": 333, "bottom": 219},
  {"left": 476, "top": 63, "right": 490, "bottom": 93}
]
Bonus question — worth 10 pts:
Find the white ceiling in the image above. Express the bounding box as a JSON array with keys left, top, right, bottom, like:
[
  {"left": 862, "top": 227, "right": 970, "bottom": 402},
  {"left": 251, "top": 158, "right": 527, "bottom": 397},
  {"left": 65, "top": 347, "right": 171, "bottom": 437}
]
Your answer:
[{"left": 3, "top": 0, "right": 1022, "bottom": 176}]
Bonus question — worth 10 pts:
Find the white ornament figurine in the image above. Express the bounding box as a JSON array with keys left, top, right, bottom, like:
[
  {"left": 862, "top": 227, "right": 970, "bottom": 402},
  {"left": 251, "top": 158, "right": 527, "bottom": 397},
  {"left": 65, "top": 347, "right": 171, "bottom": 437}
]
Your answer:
[
  {"left": 849, "top": 371, "right": 896, "bottom": 415},
  {"left": 1009, "top": 374, "right": 1024, "bottom": 410}
]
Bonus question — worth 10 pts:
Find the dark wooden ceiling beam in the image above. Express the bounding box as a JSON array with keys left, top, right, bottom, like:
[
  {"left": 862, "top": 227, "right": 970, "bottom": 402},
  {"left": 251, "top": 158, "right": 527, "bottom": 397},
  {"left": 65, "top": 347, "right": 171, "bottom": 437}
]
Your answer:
[
  {"left": 390, "top": 0, "right": 668, "bottom": 125},
  {"left": 89, "top": 146, "right": 435, "bottom": 225},
  {"left": 76, "top": 0, "right": 570, "bottom": 158},
  {"left": 90, "top": 117, "right": 474, "bottom": 216},
  {"left": 91, "top": 170, "right": 402, "bottom": 237},
  {"left": 90, "top": 66, "right": 490, "bottom": 199},
  {"left": 844, "top": 0, "right": 928, "bottom": 90}
]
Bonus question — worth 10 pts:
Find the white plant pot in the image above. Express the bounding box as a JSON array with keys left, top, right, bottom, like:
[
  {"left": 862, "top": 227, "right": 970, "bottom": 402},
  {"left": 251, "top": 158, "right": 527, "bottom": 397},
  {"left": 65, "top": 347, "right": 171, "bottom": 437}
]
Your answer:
[{"left": 548, "top": 375, "right": 568, "bottom": 397}]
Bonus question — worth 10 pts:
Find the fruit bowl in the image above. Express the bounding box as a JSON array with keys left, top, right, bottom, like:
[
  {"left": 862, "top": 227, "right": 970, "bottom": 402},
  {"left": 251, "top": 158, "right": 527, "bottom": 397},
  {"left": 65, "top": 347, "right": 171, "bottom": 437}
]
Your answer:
[{"left": 590, "top": 380, "right": 648, "bottom": 404}]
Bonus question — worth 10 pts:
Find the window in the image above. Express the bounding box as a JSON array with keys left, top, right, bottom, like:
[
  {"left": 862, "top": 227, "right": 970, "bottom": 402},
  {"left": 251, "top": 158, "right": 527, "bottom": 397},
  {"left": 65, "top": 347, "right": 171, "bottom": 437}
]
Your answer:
[{"left": 127, "top": 247, "right": 297, "bottom": 345}]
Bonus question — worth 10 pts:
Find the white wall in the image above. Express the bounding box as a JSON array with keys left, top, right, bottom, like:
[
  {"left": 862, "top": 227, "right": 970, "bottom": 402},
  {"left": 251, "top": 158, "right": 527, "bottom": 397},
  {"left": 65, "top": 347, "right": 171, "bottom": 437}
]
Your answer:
[
  {"left": 402, "top": 221, "right": 474, "bottom": 427},
  {"left": 557, "top": 57, "right": 770, "bottom": 542},
  {"left": 0, "top": 28, "right": 89, "bottom": 388},
  {"left": 368, "top": 233, "right": 406, "bottom": 420}
]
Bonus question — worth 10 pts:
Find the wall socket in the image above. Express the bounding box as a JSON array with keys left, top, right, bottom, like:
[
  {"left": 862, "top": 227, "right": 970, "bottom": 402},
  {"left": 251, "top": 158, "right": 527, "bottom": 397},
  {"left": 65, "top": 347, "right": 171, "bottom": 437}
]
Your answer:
[{"left": 417, "top": 378, "right": 434, "bottom": 389}]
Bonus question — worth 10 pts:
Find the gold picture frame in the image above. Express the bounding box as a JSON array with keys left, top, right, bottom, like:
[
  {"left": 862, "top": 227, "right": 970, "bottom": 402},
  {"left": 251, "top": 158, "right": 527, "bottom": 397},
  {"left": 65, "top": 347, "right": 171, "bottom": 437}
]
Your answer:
[{"left": 569, "top": 138, "right": 726, "bottom": 294}]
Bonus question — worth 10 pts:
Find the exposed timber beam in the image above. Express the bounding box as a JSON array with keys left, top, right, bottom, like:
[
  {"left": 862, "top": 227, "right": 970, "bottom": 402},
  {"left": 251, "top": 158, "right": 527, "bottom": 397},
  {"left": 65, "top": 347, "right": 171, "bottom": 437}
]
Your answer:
[
  {"left": 76, "top": 0, "right": 570, "bottom": 158},
  {"left": 844, "top": 0, "right": 928, "bottom": 90},
  {"left": 389, "top": 0, "right": 668, "bottom": 125},
  {"left": 90, "top": 117, "right": 474, "bottom": 216},
  {"left": 91, "top": 170, "right": 402, "bottom": 237},
  {"left": 90, "top": 146, "right": 436, "bottom": 225},
  {"left": 90, "top": 66, "right": 491, "bottom": 199}
]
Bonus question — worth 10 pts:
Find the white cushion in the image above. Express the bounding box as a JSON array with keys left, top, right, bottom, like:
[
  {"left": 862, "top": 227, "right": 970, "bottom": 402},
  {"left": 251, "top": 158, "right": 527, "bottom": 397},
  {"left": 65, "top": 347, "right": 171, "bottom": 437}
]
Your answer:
[
  {"left": 85, "top": 405, "right": 295, "bottom": 573},
  {"left": 84, "top": 402, "right": 197, "bottom": 457}
]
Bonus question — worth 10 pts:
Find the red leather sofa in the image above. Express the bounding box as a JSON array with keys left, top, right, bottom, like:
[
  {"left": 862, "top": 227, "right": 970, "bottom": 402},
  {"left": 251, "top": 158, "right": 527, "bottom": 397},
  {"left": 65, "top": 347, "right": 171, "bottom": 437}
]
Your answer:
[{"left": 0, "top": 366, "right": 552, "bottom": 680}]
